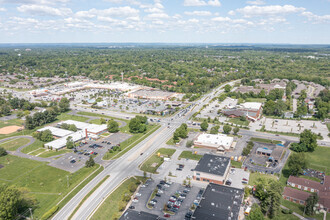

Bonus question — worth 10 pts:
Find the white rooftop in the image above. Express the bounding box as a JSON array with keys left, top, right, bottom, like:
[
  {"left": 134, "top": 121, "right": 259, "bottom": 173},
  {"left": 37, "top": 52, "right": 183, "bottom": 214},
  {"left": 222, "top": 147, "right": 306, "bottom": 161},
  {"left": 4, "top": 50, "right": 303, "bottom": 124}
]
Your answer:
[
  {"left": 240, "top": 102, "right": 262, "bottom": 111},
  {"left": 44, "top": 130, "right": 86, "bottom": 149},
  {"left": 58, "top": 120, "right": 107, "bottom": 134},
  {"left": 37, "top": 126, "right": 74, "bottom": 137},
  {"left": 194, "top": 133, "right": 234, "bottom": 150}
]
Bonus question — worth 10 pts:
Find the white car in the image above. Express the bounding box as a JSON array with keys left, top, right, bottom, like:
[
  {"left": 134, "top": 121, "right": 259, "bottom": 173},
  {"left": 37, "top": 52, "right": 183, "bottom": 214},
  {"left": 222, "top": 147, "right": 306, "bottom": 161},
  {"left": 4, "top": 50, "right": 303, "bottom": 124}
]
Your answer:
[{"left": 136, "top": 193, "right": 141, "bottom": 197}]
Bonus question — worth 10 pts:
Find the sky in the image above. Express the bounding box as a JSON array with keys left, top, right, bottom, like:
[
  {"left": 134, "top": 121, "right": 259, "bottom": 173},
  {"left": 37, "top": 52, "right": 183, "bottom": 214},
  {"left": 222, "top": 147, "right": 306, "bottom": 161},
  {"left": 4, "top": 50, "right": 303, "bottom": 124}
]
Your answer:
[{"left": 0, "top": 0, "right": 329, "bottom": 44}]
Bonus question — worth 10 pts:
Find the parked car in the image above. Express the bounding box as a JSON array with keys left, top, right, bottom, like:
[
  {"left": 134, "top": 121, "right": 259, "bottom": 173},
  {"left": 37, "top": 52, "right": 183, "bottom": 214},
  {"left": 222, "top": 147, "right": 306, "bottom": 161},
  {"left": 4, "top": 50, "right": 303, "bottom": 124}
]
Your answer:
[{"left": 129, "top": 206, "right": 135, "bottom": 209}]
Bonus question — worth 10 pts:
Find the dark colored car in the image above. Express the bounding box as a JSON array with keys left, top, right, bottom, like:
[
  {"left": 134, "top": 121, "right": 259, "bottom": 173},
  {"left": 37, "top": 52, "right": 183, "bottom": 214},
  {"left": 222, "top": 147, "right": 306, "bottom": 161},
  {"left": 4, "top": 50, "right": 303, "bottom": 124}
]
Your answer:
[
  {"left": 70, "top": 160, "right": 76, "bottom": 163},
  {"left": 129, "top": 206, "right": 135, "bottom": 209}
]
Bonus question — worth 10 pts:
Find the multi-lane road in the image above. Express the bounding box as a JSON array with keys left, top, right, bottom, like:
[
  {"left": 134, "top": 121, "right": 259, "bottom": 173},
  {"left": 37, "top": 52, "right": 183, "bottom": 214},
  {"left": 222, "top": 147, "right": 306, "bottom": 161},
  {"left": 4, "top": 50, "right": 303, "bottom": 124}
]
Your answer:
[{"left": 54, "top": 80, "right": 235, "bottom": 220}]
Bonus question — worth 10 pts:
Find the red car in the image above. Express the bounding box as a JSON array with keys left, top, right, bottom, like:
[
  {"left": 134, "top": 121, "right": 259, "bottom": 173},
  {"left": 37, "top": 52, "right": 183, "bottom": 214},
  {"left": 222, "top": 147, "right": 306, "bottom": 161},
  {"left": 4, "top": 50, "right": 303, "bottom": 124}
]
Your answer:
[
  {"left": 242, "top": 178, "right": 248, "bottom": 181},
  {"left": 164, "top": 214, "right": 170, "bottom": 218}
]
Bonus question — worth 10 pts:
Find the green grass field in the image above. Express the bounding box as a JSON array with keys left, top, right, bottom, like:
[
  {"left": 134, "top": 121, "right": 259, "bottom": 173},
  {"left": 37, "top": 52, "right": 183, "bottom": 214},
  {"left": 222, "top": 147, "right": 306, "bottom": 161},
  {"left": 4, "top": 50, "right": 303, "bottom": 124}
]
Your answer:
[
  {"left": 21, "top": 139, "right": 45, "bottom": 154},
  {"left": 0, "top": 118, "right": 24, "bottom": 128},
  {"left": 0, "top": 155, "right": 99, "bottom": 218},
  {"left": 166, "top": 137, "right": 176, "bottom": 146},
  {"left": 140, "top": 148, "right": 176, "bottom": 173},
  {"left": 281, "top": 199, "right": 328, "bottom": 220},
  {"left": 57, "top": 113, "right": 88, "bottom": 122},
  {"left": 178, "top": 151, "right": 202, "bottom": 161},
  {"left": 231, "top": 160, "right": 243, "bottom": 168},
  {"left": 248, "top": 172, "right": 278, "bottom": 185},
  {"left": 0, "top": 137, "right": 30, "bottom": 151},
  {"left": 103, "top": 124, "right": 160, "bottom": 160},
  {"left": 245, "top": 98, "right": 267, "bottom": 103},
  {"left": 38, "top": 149, "right": 72, "bottom": 158},
  {"left": 306, "top": 146, "right": 330, "bottom": 175},
  {"left": 29, "top": 148, "right": 47, "bottom": 156},
  {"left": 228, "top": 118, "right": 250, "bottom": 126},
  {"left": 250, "top": 137, "right": 282, "bottom": 144},
  {"left": 91, "top": 177, "right": 144, "bottom": 220}
]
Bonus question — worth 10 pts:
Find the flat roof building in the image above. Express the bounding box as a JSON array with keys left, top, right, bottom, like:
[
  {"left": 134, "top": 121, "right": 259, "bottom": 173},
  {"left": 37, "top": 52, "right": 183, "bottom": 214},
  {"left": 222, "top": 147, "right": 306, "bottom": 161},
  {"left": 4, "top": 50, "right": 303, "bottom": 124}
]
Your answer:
[
  {"left": 194, "top": 133, "right": 234, "bottom": 152},
  {"left": 192, "top": 183, "right": 244, "bottom": 220},
  {"left": 119, "top": 210, "right": 159, "bottom": 220},
  {"left": 193, "top": 154, "right": 230, "bottom": 185},
  {"left": 37, "top": 126, "right": 74, "bottom": 138}
]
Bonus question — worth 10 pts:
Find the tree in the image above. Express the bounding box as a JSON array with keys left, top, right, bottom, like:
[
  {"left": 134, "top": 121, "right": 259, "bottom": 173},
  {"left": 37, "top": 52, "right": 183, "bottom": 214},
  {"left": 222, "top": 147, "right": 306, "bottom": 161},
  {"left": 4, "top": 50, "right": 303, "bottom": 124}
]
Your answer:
[
  {"left": 305, "top": 193, "right": 318, "bottom": 216},
  {"left": 40, "top": 129, "right": 54, "bottom": 142},
  {"left": 0, "top": 147, "right": 7, "bottom": 156},
  {"left": 129, "top": 116, "right": 147, "bottom": 133},
  {"left": 224, "top": 84, "right": 231, "bottom": 93},
  {"left": 68, "top": 124, "right": 78, "bottom": 132},
  {"left": 108, "top": 120, "right": 119, "bottom": 133},
  {"left": 186, "top": 140, "right": 193, "bottom": 148},
  {"left": 25, "top": 116, "right": 34, "bottom": 130},
  {"left": 210, "top": 125, "right": 219, "bottom": 134},
  {"left": 247, "top": 204, "right": 265, "bottom": 220},
  {"left": 85, "top": 157, "right": 95, "bottom": 167},
  {"left": 288, "top": 153, "right": 308, "bottom": 176},
  {"left": 66, "top": 136, "right": 74, "bottom": 149},
  {"left": 223, "top": 124, "right": 231, "bottom": 134},
  {"left": 59, "top": 97, "right": 70, "bottom": 112},
  {"left": 0, "top": 185, "right": 36, "bottom": 220},
  {"left": 200, "top": 120, "right": 208, "bottom": 131},
  {"left": 100, "top": 118, "right": 106, "bottom": 124},
  {"left": 233, "top": 127, "right": 239, "bottom": 135},
  {"left": 290, "top": 129, "right": 317, "bottom": 152}
]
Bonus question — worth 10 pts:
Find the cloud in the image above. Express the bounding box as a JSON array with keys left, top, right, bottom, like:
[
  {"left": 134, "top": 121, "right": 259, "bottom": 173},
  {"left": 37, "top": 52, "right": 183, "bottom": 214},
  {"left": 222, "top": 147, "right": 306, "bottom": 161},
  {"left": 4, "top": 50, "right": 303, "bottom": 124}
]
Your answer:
[
  {"left": 235, "top": 5, "right": 305, "bottom": 17},
  {"left": 246, "top": 0, "right": 265, "bottom": 5},
  {"left": 75, "top": 6, "right": 139, "bottom": 19},
  {"left": 184, "top": 10, "right": 212, "bottom": 16},
  {"left": 183, "top": 0, "right": 221, "bottom": 7},
  {"left": 146, "top": 12, "right": 169, "bottom": 19},
  {"left": 212, "top": 16, "right": 231, "bottom": 22},
  {"left": 0, "top": 8, "right": 7, "bottom": 12},
  {"left": 104, "top": 0, "right": 141, "bottom": 5},
  {"left": 1, "top": 0, "right": 69, "bottom": 5},
  {"left": 302, "top": 11, "right": 330, "bottom": 24},
  {"left": 17, "top": 5, "right": 72, "bottom": 17},
  {"left": 208, "top": 0, "right": 221, "bottom": 7}
]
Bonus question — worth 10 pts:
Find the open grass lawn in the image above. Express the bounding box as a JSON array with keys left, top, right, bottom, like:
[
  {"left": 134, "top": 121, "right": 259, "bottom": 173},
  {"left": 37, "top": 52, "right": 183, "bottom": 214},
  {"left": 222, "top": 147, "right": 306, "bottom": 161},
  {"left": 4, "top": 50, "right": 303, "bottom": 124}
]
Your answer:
[
  {"left": 245, "top": 98, "right": 267, "bottom": 103},
  {"left": 29, "top": 148, "right": 47, "bottom": 156},
  {"left": 267, "top": 212, "right": 299, "bottom": 220},
  {"left": 57, "top": 113, "right": 88, "bottom": 122},
  {"left": 77, "top": 111, "right": 129, "bottom": 122},
  {"left": 0, "top": 154, "right": 99, "bottom": 218},
  {"left": 0, "top": 137, "right": 30, "bottom": 151},
  {"left": 38, "top": 149, "right": 72, "bottom": 158},
  {"left": 103, "top": 124, "right": 160, "bottom": 160},
  {"left": 178, "top": 151, "right": 202, "bottom": 161},
  {"left": 140, "top": 148, "right": 176, "bottom": 174},
  {"left": 231, "top": 160, "right": 243, "bottom": 168},
  {"left": 281, "top": 199, "right": 328, "bottom": 220},
  {"left": 91, "top": 176, "right": 144, "bottom": 220},
  {"left": 306, "top": 146, "right": 330, "bottom": 175},
  {"left": 250, "top": 137, "right": 282, "bottom": 144},
  {"left": 166, "top": 137, "right": 176, "bottom": 146},
  {"left": 228, "top": 118, "right": 250, "bottom": 126},
  {"left": 248, "top": 172, "right": 278, "bottom": 185},
  {"left": 0, "top": 118, "right": 24, "bottom": 128},
  {"left": 21, "top": 139, "right": 45, "bottom": 154},
  {"left": 281, "top": 147, "right": 330, "bottom": 186}
]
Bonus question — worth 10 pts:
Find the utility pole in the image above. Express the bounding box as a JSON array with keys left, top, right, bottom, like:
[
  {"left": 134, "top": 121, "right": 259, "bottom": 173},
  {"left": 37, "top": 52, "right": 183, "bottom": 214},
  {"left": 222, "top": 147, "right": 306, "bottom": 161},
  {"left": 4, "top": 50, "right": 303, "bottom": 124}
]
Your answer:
[{"left": 67, "top": 175, "right": 69, "bottom": 188}]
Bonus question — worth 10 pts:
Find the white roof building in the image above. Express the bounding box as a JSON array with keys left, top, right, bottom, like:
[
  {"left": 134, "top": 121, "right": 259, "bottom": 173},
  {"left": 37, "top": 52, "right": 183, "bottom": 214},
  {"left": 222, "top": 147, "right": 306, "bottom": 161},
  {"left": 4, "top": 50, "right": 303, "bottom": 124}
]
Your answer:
[
  {"left": 240, "top": 102, "right": 262, "bottom": 111},
  {"left": 37, "top": 126, "right": 74, "bottom": 138},
  {"left": 44, "top": 130, "right": 86, "bottom": 149},
  {"left": 194, "top": 133, "right": 234, "bottom": 151},
  {"left": 58, "top": 120, "right": 107, "bottom": 134}
]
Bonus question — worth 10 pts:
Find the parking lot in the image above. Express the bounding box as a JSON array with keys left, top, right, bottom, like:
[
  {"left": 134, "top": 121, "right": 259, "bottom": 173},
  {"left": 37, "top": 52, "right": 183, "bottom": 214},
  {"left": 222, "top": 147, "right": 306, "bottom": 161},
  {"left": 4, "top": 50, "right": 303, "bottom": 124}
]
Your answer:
[
  {"left": 250, "top": 117, "right": 329, "bottom": 141},
  {"left": 131, "top": 178, "right": 203, "bottom": 219},
  {"left": 48, "top": 132, "right": 132, "bottom": 172},
  {"left": 226, "top": 168, "right": 250, "bottom": 189}
]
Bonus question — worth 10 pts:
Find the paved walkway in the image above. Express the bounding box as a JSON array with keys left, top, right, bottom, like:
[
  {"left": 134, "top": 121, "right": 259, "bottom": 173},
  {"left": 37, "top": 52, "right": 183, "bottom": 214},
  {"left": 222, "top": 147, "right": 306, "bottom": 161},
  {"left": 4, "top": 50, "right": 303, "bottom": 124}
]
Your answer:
[{"left": 281, "top": 205, "right": 308, "bottom": 220}]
